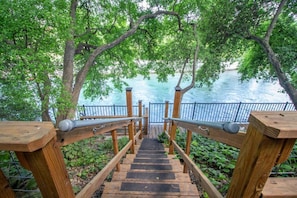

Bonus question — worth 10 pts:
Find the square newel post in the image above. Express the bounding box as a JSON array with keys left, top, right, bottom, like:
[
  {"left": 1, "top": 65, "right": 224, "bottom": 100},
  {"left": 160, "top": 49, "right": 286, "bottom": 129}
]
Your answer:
[
  {"left": 138, "top": 100, "right": 143, "bottom": 139},
  {"left": 0, "top": 169, "right": 15, "bottom": 197},
  {"left": 169, "top": 87, "right": 181, "bottom": 154},
  {"left": 126, "top": 87, "right": 135, "bottom": 154},
  {"left": 163, "top": 101, "right": 169, "bottom": 132},
  {"left": 227, "top": 111, "right": 297, "bottom": 198},
  {"left": 0, "top": 122, "right": 75, "bottom": 198}
]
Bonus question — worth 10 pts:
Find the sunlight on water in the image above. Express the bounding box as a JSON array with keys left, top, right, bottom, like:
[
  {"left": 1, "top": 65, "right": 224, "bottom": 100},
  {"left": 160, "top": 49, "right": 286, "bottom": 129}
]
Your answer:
[{"left": 79, "top": 70, "right": 290, "bottom": 105}]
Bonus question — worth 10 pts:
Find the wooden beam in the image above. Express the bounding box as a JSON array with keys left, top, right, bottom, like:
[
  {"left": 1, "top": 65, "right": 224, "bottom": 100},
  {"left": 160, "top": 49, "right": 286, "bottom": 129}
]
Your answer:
[
  {"left": 23, "top": 137, "right": 74, "bottom": 198},
  {"left": 173, "top": 120, "right": 246, "bottom": 149},
  {"left": 227, "top": 111, "right": 297, "bottom": 198},
  {"left": 169, "top": 121, "right": 177, "bottom": 154},
  {"left": 183, "top": 129, "right": 192, "bottom": 173},
  {"left": 80, "top": 115, "right": 127, "bottom": 119},
  {"left": 138, "top": 100, "right": 143, "bottom": 139},
  {"left": 76, "top": 140, "right": 132, "bottom": 198},
  {"left": 0, "top": 169, "right": 15, "bottom": 198},
  {"left": 163, "top": 101, "right": 169, "bottom": 131},
  {"left": 262, "top": 177, "right": 297, "bottom": 197},
  {"left": 171, "top": 139, "right": 223, "bottom": 198},
  {"left": 248, "top": 111, "right": 297, "bottom": 138},
  {"left": 111, "top": 130, "right": 120, "bottom": 171},
  {"left": 56, "top": 121, "right": 130, "bottom": 146},
  {"left": 0, "top": 121, "right": 56, "bottom": 152}
]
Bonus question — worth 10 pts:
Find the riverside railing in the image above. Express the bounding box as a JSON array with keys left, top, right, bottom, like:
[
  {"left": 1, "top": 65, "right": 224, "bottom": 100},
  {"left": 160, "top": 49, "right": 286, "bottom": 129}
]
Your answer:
[
  {"left": 151, "top": 102, "right": 295, "bottom": 123},
  {"left": 77, "top": 102, "right": 295, "bottom": 124}
]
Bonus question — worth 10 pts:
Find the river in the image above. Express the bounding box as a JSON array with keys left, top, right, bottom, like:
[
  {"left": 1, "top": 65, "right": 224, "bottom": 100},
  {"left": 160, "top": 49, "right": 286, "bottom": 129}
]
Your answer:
[{"left": 78, "top": 70, "right": 290, "bottom": 106}]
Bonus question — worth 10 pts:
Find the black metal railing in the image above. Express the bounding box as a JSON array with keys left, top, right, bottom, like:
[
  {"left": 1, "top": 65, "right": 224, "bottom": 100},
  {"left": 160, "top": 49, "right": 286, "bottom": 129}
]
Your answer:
[
  {"left": 76, "top": 105, "right": 145, "bottom": 118},
  {"left": 77, "top": 102, "right": 295, "bottom": 124}
]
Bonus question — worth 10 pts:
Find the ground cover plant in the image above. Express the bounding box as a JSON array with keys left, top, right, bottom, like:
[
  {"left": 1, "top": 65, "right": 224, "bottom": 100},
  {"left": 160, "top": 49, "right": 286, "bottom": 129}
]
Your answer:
[
  {"left": 0, "top": 135, "right": 129, "bottom": 197},
  {"left": 62, "top": 135, "right": 129, "bottom": 194},
  {"left": 159, "top": 129, "right": 297, "bottom": 196}
]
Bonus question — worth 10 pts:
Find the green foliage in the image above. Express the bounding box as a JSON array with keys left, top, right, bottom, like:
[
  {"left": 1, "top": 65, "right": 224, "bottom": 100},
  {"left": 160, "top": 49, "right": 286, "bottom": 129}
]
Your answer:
[
  {"left": 0, "top": 135, "right": 129, "bottom": 195},
  {"left": 158, "top": 131, "right": 169, "bottom": 145},
  {"left": 0, "top": 0, "right": 65, "bottom": 121},
  {"left": 239, "top": 15, "right": 297, "bottom": 87},
  {"left": 174, "top": 130, "right": 297, "bottom": 195},
  {"left": 0, "top": 151, "right": 39, "bottom": 196}
]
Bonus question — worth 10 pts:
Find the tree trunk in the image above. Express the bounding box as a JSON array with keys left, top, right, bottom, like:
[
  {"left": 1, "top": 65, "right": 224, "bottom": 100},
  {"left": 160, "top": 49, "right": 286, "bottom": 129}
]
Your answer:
[
  {"left": 56, "top": 10, "right": 182, "bottom": 125},
  {"left": 264, "top": 42, "right": 297, "bottom": 109}
]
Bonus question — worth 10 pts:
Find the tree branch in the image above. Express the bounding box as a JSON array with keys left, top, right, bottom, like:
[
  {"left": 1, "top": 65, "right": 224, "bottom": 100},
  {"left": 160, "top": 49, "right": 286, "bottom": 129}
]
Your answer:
[
  {"left": 180, "top": 23, "right": 199, "bottom": 95},
  {"left": 176, "top": 57, "right": 189, "bottom": 88},
  {"left": 264, "top": 0, "right": 287, "bottom": 42},
  {"left": 72, "top": 10, "right": 183, "bottom": 102}
]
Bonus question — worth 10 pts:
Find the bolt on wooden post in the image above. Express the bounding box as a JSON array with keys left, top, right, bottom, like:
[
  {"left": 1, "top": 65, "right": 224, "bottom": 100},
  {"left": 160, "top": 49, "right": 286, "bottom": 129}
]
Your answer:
[{"left": 227, "top": 111, "right": 297, "bottom": 198}]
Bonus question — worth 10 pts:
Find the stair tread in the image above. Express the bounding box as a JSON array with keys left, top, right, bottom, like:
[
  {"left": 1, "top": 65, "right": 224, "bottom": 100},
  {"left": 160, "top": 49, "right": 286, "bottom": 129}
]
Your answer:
[
  {"left": 112, "top": 172, "right": 192, "bottom": 182},
  {"left": 103, "top": 181, "right": 199, "bottom": 196},
  {"left": 101, "top": 138, "right": 200, "bottom": 197}
]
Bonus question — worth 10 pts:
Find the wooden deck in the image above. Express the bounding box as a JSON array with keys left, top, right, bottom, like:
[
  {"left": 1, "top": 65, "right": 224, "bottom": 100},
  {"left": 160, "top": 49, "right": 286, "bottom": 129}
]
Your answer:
[{"left": 146, "top": 124, "right": 165, "bottom": 139}]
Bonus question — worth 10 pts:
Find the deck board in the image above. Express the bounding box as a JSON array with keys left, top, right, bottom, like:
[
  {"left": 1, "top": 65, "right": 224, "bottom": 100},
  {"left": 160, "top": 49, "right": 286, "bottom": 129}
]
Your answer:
[{"left": 147, "top": 124, "right": 164, "bottom": 139}]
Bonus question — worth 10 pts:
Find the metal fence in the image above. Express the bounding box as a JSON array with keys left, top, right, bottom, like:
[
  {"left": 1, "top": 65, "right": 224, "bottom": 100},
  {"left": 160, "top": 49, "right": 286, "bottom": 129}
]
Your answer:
[
  {"left": 149, "top": 102, "right": 295, "bottom": 123},
  {"left": 76, "top": 105, "right": 145, "bottom": 119},
  {"left": 77, "top": 102, "right": 295, "bottom": 124}
]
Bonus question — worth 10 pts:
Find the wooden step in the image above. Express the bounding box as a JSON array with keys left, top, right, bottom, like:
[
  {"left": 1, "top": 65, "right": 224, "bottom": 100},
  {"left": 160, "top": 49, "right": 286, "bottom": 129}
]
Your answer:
[
  {"left": 262, "top": 177, "right": 297, "bottom": 197},
  {"left": 119, "top": 163, "right": 183, "bottom": 172},
  {"left": 112, "top": 171, "right": 192, "bottom": 182},
  {"left": 102, "top": 181, "right": 199, "bottom": 197},
  {"left": 125, "top": 154, "right": 178, "bottom": 160},
  {"left": 101, "top": 138, "right": 200, "bottom": 197}
]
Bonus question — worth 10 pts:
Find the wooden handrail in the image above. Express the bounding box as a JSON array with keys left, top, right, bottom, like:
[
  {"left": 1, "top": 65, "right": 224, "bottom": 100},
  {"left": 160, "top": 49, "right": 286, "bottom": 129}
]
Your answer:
[
  {"left": 0, "top": 87, "right": 145, "bottom": 197},
  {"left": 0, "top": 121, "right": 75, "bottom": 198},
  {"left": 56, "top": 117, "right": 141, "bottom": 146},
  {"left": 165, "top": 131, "right": 223, "bottom": 198},
  {"left": 166, "top": 111, "right": 297, "bottom": 198}
]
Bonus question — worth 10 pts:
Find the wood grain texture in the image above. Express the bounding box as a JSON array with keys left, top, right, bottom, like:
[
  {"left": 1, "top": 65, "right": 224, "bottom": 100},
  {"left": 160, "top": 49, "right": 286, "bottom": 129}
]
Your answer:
[
  {"left": 23, "top": 138, "right": 74, "bottom": 198},
  {"left": 262, "top": 177, "right": 297, "bottom": 197},
  {"left": 227, "top": 112, "right": 297, "bottom": 198},
  {"left": 0, "top": 121, "right": 55, "bottom": 152},
  {"left": 0, "top": 169, "right": 15, "bottom": 198},
  {"left": 249, "top": 111, "right": 297, "bottom": 138}
]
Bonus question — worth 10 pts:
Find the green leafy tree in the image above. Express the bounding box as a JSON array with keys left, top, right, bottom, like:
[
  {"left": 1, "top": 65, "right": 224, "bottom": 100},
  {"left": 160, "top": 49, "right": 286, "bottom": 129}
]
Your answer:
[
  {"left": 198, "top": 0, "right": 297, "bottom": 108},
  {"left": 1, "top": 0, "right": 195, "bottom": 123},
  {"left": 0, "top": 0, "right": 64, "bottom": 121}
]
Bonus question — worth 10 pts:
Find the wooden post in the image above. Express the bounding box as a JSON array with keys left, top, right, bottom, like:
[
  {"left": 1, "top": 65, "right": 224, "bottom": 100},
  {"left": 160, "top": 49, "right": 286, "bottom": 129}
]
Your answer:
[
  {"left": 144, "top": 107, "right": 149, "bottom": 135},
  {"left": 169, "top": 87, "right": 182, "bottom": 154},
  {"left": 126, "top": 87, "right": 135, "bottom": 154},
  {"left": 0, "top": 169, "right": 15, "bottom": 198},
  {"left": 183, "top": 129, "right": 192, "bottom": 173},
  {"left": 163, "top": 101, "right": 169, "bottom": 132},
  {"left": 169, "top": 121, "right": 177, "bottom": 154},
  {"left": 0, "top": 122, "right": 75, "bottom": 198},
  {"left": 111, "top": 130, "right": 120, "bottom": 171},
  {"left": 227, "top": 111, "right": 297, "bottom": 198},
  {"left": 138, "top": 100, "right": 143, "bottom": 139}
]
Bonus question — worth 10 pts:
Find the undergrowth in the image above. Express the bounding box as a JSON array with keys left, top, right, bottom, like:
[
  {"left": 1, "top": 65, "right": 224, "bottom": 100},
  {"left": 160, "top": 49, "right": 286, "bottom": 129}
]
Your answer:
[
  {"left": 61, "top": 135, "right": 129, "bottom": 193},
  {"left": 0, "top": 135, "right": 129, "bottom": 196},
  {"left": 158, "top": 130, "right": 297, "bottom": 196}
]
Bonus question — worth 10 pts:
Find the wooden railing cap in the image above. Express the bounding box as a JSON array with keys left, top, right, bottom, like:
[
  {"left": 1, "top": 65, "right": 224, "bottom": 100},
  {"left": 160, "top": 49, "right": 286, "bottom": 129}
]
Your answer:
[
  {"left": 0, "top": 121, "right": 56, "bottom": 152},
  {"left": 249, "top": 111, "right": 297, "bottom": 138}
]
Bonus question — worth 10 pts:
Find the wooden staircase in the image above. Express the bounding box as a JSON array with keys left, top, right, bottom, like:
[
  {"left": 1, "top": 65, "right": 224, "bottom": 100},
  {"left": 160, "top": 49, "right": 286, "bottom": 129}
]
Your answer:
[{"left": 102, "top": 138, "right": 200, "bottom": 197}]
